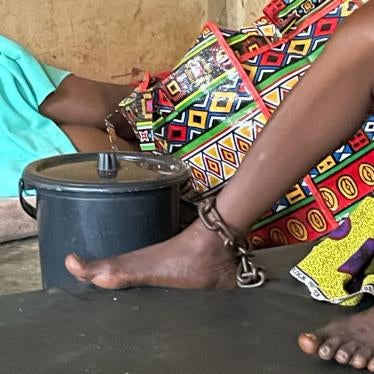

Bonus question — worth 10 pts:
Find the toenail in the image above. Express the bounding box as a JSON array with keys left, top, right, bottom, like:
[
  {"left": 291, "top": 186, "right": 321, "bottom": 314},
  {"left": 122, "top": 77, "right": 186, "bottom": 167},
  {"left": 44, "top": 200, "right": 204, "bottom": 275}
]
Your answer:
[
  {"left": 351, "top": 356, "right": 365, "bottom": 368},
  {"left": 336, "top": 350, "right": 349, "bottom": 363},
  {"left": 304, "top": 333, "right": 317, "bottom": 340},
  {"left": 71, "top": 253, "right": 82, "bottom": 262},
  {"left": 368, "top": 361, "right": 374, "bottom": 372},
  {"left": 319, "top": 345, "right": 330, "bottom": 357}
]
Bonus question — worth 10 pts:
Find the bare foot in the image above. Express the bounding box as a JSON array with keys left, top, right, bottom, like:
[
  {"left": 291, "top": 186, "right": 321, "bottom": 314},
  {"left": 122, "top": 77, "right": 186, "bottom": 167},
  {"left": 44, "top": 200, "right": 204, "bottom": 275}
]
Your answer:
[
  {"left": 65, "top": 220, "right": 237, "bottom": 290},
  {"left": 298, "top": 307, "right": 374, "bottom": 371}
]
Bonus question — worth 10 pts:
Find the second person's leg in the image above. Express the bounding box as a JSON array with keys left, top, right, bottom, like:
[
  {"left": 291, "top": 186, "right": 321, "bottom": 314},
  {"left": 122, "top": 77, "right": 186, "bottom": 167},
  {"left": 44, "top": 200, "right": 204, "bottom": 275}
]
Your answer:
[{"left": 39, "top": 75, "right": 137, "bottom": 150}]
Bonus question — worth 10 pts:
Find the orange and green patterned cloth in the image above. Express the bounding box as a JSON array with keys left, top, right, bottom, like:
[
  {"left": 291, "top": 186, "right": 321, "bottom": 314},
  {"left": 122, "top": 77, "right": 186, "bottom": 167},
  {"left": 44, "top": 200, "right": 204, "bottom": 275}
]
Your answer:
[{"left": 120, "top": 0, "right": 373, "bottom": 251}]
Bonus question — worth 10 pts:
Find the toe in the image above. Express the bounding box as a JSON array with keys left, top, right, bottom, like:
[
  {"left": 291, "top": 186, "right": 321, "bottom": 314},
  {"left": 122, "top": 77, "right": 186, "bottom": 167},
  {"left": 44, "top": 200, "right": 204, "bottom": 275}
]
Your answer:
[
  {"left": 350, "top": 348, "right": 372, "bottom": 370},
  {"left": 368, "top": 357, "right": 374, "bottom": 372},
  {"left": 65, "top": 253, "right": 93, "bottom": 282},
  {"left": 318, "top": 336, "right": 342, "bottom": 360},
  {"left": 335, "top": 341, "right": 358, "bottom": 364},
  {"left": 298, "top": 333, "right": 323, "bottom": 355}
]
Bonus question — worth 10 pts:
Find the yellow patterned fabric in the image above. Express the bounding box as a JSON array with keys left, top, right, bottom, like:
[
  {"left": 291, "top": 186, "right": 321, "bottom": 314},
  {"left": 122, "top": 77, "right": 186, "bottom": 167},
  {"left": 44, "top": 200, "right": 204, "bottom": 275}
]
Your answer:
[{"left": 290, "top": 197, "right": 374, "bottom": 306}]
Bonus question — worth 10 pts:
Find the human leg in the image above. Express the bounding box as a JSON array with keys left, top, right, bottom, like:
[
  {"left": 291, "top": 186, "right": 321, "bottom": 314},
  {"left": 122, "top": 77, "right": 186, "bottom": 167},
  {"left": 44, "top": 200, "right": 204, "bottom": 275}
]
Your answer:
[
  {"left": 40, "top": 74, "right": 137, "bottom": 145},
  {"left": 66, "top": 0, "right": 374, "bottom": 290},
  {"left": 64, "top": 1, "right": 374, "bottom": 369}
]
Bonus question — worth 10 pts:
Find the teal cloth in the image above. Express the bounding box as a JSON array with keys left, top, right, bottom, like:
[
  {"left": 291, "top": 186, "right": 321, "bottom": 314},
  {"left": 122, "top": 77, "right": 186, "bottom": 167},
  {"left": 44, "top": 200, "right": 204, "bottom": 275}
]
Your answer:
[{"left": 0, "top": 35, "right": 76, "bottom": 197}]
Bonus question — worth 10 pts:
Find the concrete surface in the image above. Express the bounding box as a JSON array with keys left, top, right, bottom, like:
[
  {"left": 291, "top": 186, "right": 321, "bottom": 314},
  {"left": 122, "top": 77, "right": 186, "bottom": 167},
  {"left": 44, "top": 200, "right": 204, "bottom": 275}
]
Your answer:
[
  {"left": 0, "top": 0, "right": 226, "bottom": 83},
  {"left": 0, "top": 244, "right": 367, "bottom": 374},
  {"left": 0, "top": 238, "right": 41, "bottom": 295},
  {"left": 0, "top": 198, "right": 38, "bottom": 244},
  {"left": 0, "top": 0, "right": 267, "bottom": 83}
]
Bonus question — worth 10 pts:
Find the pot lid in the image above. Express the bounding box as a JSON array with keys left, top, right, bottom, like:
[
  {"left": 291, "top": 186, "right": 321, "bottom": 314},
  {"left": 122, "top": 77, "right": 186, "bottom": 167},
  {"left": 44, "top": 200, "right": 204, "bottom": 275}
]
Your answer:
[{"left": 22, "top": 152, "right": 190, "bottom": 193}]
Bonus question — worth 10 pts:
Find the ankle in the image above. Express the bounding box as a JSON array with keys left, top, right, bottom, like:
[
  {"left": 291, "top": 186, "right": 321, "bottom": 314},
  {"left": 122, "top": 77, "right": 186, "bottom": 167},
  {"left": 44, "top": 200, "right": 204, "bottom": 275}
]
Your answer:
[{"left": 185, "top": 218, "right": 227, "bottom": 255}]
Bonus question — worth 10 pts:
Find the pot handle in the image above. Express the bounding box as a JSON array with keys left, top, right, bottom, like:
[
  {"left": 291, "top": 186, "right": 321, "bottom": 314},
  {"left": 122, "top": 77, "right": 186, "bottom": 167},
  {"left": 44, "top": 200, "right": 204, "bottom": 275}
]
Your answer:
[{"left": 19, "top": 179, "right": 37, "bottom": 220}]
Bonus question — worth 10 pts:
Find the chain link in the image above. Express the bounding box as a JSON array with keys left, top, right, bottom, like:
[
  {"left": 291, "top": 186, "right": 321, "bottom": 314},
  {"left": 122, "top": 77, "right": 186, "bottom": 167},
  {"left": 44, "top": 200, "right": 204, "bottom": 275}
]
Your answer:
[
  {"left": 105, "top": 111, "right": 121, "bottom": 151},
  {"left": 198, "top": 197, "right": 266, "bottom": 289}
]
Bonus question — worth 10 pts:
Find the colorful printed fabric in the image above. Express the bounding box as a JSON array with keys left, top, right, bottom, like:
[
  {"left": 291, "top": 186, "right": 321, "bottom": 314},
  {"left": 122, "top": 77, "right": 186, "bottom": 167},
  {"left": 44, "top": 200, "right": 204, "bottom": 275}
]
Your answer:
[
  {"left": 120, "top": 0, "right": 373, "bottom": 249},
  {"left": 290, "top": 196, "right": 374, "bottom": 306}
]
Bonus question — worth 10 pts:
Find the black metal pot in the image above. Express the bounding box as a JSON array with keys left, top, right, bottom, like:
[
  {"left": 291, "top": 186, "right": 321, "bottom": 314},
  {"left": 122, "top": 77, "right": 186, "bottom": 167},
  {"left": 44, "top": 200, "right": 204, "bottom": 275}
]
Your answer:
[{"left": 19, "top": 152, "right": 190, "bottom": 289}]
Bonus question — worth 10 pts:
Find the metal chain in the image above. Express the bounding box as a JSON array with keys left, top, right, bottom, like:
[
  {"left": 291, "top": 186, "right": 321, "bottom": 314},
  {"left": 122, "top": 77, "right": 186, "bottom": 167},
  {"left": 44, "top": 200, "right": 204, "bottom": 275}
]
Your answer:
[
  {"left": 105, "top": 111, "right": 265, "bottom": 288},
  {"left": 105, "top": 111, "right": 121, "bottom": 151},
  {"left": 198, "top": 197, "right": 266, "bottom": 289}
]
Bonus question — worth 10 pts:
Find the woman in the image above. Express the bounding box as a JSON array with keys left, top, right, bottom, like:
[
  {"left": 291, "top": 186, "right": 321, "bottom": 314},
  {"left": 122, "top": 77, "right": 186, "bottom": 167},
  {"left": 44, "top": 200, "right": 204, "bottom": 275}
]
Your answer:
[
  {"left": 1, "top": 0, "right": 371, "bottom": 371},
  {"left": 60, "top": 0, "right": 373, "bottom": 371}
]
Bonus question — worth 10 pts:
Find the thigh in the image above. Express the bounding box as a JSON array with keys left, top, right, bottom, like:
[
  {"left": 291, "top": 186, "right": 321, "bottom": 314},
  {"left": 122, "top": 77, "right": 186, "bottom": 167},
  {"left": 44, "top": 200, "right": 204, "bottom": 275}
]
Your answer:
[{"left": 40, "top": 75, "right": 132, "bottom": 130}]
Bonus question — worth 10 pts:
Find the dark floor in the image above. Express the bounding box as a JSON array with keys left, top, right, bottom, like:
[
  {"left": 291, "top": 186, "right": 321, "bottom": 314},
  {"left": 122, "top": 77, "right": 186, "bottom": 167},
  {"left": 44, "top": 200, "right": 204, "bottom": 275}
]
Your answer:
[{"left": 0, "top": 244, "right": 366, "bottom": 374}]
